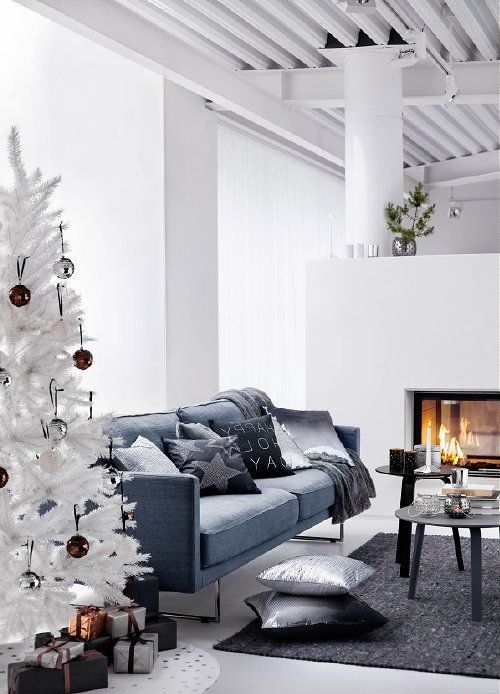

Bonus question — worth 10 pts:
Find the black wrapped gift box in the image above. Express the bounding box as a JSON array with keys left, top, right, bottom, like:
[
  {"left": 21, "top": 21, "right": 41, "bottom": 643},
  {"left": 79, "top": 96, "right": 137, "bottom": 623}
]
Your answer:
[
  {"left": 33, "top": 632, "right": 53, "bottom": 649},
  {"left": 144, "top": 613, "right": 177, "bottom": 651},
  {"left": 8, "top": 651, "right": 108, "bottom": 694},
  {"left": 123, "top": 575, "right": 160, "bottom": 617},
  {"left": 58, "top": 628, "right": 113, "bottom": 663}
]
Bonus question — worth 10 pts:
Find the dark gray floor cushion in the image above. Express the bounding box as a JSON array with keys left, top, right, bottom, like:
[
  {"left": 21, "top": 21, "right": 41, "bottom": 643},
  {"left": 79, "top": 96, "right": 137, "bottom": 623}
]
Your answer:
[
  {"left": 177, "top": 400, "right": 245, "bottom": 428},
  {"left": 256, "top": 469, "right": 334, "bottom": 520},
  {"left": 199, "top": 489, "right": 299, "bottom": 568},
  {"left": 104, "top": 411, "right": 179, "bottom": 449}
]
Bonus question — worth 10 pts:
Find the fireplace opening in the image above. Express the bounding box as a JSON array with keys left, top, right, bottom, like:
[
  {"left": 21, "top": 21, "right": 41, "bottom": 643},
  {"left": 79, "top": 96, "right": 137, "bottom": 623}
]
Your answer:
[{"left": 412, "top": 391, "right": 500, "bottom": 468}]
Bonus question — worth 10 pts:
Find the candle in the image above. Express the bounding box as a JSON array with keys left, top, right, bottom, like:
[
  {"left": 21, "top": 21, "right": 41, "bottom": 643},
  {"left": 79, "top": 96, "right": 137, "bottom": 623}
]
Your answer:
[{"left": 425, "top": 421, "right": 432, "bottom": 469}]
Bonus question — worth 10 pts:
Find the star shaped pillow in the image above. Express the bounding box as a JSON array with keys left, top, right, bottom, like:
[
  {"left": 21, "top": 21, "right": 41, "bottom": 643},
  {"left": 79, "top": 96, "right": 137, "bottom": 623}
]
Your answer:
[{"left": 162, "top": 436, "right": 261, "bottom": 496}]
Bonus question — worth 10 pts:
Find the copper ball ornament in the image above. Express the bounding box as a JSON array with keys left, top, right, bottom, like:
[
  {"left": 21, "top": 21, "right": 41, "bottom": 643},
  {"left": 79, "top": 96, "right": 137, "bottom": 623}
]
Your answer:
[
  {"left": 9, "top": 284, "right": 31, "bottom": 307},
  {"left": 0, "top": 467, "right": 9, "bottom": 488},
  {"left": 122, "top": 509, "right": 135, "bottom": 523},
  {"left": 19, "top": 570, "right": 42, "bottom": 590},
  {"left": 0, "top": 367, "right": 12, "bottom": 386},
  {"left": 48, "top": 417, "right": 68, "bottom": 442},
  {"left": 66, "top": 534, "right": 89, "bottom": 558},
  {"left": 73, "top": 348, "right": 93, "bottom": 370},
  {"left": 53, "top": 256, "right": 75, "bottom": 280}
]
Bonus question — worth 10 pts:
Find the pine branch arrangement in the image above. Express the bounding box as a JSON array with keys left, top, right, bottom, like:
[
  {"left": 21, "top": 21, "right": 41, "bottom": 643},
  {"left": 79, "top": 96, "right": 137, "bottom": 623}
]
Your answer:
[
  {"left": 0, "top": 128, "right": 151, "bottom": 644},
  {"left": 385, "top": 183, "right": 436, "bottom": 241}
]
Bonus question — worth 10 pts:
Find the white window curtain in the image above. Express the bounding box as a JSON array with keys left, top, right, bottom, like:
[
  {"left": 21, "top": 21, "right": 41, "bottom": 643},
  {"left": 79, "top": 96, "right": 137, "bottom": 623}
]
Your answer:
[{"left": 218, "top": 123, "right": 345, "bottom": 408}]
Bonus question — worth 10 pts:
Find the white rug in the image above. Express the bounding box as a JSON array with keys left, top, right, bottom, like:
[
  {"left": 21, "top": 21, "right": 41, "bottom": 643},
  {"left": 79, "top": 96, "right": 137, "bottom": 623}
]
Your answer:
[{"left": 1, "top": 640, "right": 220, "bottom": 693}]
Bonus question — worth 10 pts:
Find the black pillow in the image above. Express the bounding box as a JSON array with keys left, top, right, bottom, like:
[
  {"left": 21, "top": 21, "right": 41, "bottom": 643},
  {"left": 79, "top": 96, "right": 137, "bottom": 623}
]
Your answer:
[
  {"left": 210, "top": 414, "right": 293, "bottom": 479},
  {"left": 162, "top": 436, "right": 261, "bottom": 496},
  {"left": 245, "top": 590, "right": 388, "bottom": 640}
]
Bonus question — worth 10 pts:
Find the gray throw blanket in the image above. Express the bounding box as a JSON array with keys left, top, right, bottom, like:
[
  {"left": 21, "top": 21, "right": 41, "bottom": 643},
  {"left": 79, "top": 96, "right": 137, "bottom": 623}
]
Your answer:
[
  {"left": 307, "top": 449, "right": 376, "bottom": 523},
  {"left": 212, "top": 388, "right": 274, "bottom": 419}
]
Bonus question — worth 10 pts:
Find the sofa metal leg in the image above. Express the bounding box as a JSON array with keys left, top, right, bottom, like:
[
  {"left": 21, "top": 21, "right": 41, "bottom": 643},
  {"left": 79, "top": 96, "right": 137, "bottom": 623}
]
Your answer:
[
  {"left": 292, "top": 522, "right": 344, "bottom": 543},
  {"left": 165, "top": 579, "right": 221, "bottom": 624}
]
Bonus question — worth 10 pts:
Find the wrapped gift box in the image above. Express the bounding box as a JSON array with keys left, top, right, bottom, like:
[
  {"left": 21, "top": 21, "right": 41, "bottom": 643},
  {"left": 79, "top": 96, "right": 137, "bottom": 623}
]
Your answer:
[
  {"left": 25, "top": 640, "right": 84, "bottom": 668},
  {"left": 8, "top": 651, "right": 108, "bottom": 694},
  {"left": 123, "top": 575, "right": 159, "bottom": 618},
  {"left": 57, "top": 630, "right": 114, "bottom": 664},
  {"left": 105, "top": 604, "right": 146, "bottom": 639},
  {"left": 144, "top": 613, "right": 177, "bottom": 651},
  {"left": 69, "top": 606, "right": 107, "bottom": 641},
  {"left": 113, "top": 632, "right": 158, "bottom": 674},
  {"left": 33, "top": 633, "right": 53, "bottom": 649}
]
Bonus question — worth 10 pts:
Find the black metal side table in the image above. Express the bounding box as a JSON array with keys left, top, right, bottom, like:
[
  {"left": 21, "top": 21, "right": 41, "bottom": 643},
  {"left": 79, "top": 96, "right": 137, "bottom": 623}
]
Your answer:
[
  {"left": 375, "top": 465, "right": 451, "bottom": 577},
  {"left": 395, "top": 506, "right": 500, "bottom": 622}
]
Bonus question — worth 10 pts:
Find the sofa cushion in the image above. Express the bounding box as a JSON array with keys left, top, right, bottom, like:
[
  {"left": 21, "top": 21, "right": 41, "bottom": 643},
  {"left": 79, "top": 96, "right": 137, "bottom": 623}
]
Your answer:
[
  {"left": 103, "top": 412, "right": 179, "bottom": 449},
  {"left": 177, "top": 400, "right": 245, "bottom": 428},
  {"left": 256, "top": 469, "right": 334, "bottom": 521},
  {"left": 199, "top": 489, "right": 298, "bottom": 568}
]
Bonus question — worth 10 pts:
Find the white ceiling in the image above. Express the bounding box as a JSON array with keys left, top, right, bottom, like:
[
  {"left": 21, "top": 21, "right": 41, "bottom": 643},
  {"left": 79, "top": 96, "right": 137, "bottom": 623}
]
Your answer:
[{"left": 123, "top": 0, "right": 500, "bottom": 168}]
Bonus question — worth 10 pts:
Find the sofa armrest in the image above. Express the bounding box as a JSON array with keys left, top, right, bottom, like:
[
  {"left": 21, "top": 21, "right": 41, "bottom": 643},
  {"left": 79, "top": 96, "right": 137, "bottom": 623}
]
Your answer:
[
  {"left": 335, "top": 426, "right": 360, "bottom": 455},
  {"left": 122, "top": 472, "right": 202, "bottom": 593}
]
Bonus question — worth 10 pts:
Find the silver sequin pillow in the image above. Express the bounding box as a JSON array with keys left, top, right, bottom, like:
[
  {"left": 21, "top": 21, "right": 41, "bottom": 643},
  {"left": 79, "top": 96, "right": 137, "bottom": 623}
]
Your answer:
[
  {"left": 257, "top": 555, "right": 375, "bottom": 596},
  {"left": 272, "top": 417, "right": 311, "bottom": 470},
  {"left": 246, "top": 590, "right": 388, "bottom": 639}
]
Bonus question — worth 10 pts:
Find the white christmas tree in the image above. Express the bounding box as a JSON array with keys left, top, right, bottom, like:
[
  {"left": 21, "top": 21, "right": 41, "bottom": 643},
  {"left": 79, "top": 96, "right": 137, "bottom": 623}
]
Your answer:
[{"left": 0, "top": 127, "right": 150, "bottom": 643}]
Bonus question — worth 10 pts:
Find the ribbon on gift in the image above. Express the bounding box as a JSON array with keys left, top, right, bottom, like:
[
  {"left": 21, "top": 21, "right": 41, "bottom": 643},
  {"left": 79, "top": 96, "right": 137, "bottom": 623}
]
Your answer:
[
  {"left": 123, "top": 632, "right": 150, "bottom": 674},
  {"left": 106, "top": 603, "right": 141, "bottom": 635},
  {"left": 35, "top": 640, "right": 73, "bottom": 669},
  {"left": 73, "top": 605, "right": 104, "bottom": 638}
]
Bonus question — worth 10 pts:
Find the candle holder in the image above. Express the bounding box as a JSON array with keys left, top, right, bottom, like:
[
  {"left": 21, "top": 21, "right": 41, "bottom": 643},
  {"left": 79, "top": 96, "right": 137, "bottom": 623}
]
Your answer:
[
  {"left": 444, "top": 494, "right": 471, "bottom": 519},
  {"left": 404, "top": 450, "right": 417, "bottom": 473},
  {"left": 389, "top": 448, "right": 404, "bottom": 472},
  {"left": 414, "top": 445, "right": 441, "bottom": 471}
]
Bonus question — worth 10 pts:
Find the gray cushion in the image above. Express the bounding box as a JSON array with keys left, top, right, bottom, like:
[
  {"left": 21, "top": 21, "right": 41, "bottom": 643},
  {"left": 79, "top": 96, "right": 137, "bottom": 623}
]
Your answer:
[
  {"left": 256, "top": 469, "right": 334, "bottom": 521},
  {"left": 177, "top": 400, "right": 245, "bottom": 428},
  {"left": 199, "top": 489, "right": 298, "bottom": 568},
  {"left": 176, "top": 421, "right": 219, "bottom": 440},
  {"left": 104, "top": 412, "right": 179, "bottom": 449},
  {"left": 117, "top": 436, "right": 179, "bottom": 475}
]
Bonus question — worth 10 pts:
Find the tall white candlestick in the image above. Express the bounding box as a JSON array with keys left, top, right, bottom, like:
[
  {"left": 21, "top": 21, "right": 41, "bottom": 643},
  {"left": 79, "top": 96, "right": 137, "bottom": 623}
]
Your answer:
[{"left": 425, "top": 422, "right": 432, "bottom": 470}]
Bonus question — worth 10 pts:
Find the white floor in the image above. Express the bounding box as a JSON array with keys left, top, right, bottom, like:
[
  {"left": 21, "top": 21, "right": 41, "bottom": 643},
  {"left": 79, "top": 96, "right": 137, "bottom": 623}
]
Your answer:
[{"left": 161, "top": 516, "right": 500, "bottom": 694}]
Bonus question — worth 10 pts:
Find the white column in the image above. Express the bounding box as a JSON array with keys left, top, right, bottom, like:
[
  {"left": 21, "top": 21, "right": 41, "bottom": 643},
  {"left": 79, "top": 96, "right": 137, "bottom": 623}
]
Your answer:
[
  {"left": 344, "top": 51, "right": 404, "bottom": 256},
  {"left": 164, "top": 80, "right": 219, "bottom": 408}
]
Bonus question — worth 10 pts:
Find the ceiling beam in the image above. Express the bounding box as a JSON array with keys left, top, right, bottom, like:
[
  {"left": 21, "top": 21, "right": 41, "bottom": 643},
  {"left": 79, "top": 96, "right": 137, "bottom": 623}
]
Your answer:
[
  {"left": 403, "top": 107, "right": 466, "bottom": 159},
  {"left": 241, "top": 60, "right": 500, "bottom": 107},
  {"left": 333, "top": 0, "right": 391, "bottom": 45},
  {"left": 405, "top": 150, "right": 500, "bottom": 188},
  {"left": 291, "top": 0, "right": 359, "bottom": 48},
  {"left": 444, "top": 0, "right": 499, "bottom": 61},
  {"left": 409, "top": 0, "right": 474, "bottom": 62},
  {"left": 13, "top": 0, "right": 344, "bottom": 166}
]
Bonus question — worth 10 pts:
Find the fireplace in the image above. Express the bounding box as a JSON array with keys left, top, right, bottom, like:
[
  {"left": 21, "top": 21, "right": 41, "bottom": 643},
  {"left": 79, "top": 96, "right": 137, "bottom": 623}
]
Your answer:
[{"left": 407, "top": 390, "right": 500, "bottom": 468}]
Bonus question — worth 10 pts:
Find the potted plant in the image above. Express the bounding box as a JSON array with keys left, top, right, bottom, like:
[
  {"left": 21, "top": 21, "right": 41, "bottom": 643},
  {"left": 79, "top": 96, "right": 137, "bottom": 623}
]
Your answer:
[{"left": 385, "top": 183, "right": 436, "bottom": 256}]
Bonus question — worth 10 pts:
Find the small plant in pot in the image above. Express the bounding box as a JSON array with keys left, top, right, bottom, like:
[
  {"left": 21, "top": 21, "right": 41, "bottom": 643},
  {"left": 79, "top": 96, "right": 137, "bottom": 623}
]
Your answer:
[{"left": 385, "top": 183, "right": 435, "bottom": 256}]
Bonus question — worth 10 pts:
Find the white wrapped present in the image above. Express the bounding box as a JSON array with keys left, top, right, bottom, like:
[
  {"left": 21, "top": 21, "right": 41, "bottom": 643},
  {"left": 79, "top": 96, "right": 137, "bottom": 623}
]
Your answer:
[
  {"left": 105, "top": 604, "right": 146, "bottom": 639},
  {"left": 25, "top": 640, "right": 85, "bottom": 669},
  {"left": 113, "top": 632, "right": 158, "bottom": 674}
]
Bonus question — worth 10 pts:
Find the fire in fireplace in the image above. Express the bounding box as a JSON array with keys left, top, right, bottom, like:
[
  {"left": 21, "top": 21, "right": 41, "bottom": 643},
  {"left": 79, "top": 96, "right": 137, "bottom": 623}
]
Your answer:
[{"left": 412, "top": 391, "right": 500, "bottom": 468}]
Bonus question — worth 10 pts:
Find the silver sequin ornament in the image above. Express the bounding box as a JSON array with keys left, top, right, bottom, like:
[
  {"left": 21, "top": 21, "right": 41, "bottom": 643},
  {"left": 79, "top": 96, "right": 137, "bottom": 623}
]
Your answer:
[
  {"left": 0, "top": 367, "right": 12, "bottom": 386},
  {"left": 48, "top": 417, "right": 68, "bottom": 441},
  {"left": 53, "top": 256, "right": 75, "bottom": 280},
  {"left": 19, "top": 570, "right": 42, "bottom": 591}
]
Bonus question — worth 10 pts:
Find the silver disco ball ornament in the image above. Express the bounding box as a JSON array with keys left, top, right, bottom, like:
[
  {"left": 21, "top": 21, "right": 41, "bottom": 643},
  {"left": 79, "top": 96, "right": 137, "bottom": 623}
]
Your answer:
[
  {"left": 48, "top": 417, "right": 68, "bottom": 441},
  {"left": 0, "top": 367, "right": 12, "bottom": 386},
  {"left": 53, "top": 256, "right": 75, "bottom": 280},
  {"left": 19, "top": 570, "right": 42, "bottom": 591},
  {"left": 104, "top": 466, "right": 121, "bottom": 492}
]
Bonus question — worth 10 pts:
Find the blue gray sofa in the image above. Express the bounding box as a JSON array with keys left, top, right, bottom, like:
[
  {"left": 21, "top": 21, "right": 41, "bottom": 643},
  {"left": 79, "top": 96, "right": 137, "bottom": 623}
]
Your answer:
[{"left": 108, "top": 398, "right": 360, "bottom": 609}]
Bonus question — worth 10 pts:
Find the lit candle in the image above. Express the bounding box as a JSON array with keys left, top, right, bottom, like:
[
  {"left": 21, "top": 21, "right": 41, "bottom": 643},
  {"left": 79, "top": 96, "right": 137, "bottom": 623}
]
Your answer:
[{"left": 425, "top": 421, "right": 432, "bottom": 470}]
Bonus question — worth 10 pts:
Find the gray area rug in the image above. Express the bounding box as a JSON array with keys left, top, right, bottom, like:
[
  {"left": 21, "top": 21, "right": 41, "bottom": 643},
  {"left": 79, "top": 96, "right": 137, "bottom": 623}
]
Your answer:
[{"left": 214, "top": 533, "right": 500, "bottom": 679}]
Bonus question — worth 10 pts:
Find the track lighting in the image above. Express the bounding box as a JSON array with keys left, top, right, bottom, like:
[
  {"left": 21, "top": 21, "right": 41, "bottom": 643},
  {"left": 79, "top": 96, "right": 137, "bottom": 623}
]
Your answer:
[
  {"left": 443, "top": 73, "right": 461, "bottom": 109},
  {"left": 337, "top": 0, "right": 377, "bottom": 14},
  {"left": 447, "top": 189, "right": 463, "bottom": 219}
]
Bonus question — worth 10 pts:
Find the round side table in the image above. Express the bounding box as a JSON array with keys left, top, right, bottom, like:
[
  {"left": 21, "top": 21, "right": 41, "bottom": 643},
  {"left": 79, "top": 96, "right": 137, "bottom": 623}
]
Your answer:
[
  {"left": 376, "top": 465, "right": 452, "bottom": 577},
  {"left": 395, "top": 506, "right": 500, "bottom": 622}
]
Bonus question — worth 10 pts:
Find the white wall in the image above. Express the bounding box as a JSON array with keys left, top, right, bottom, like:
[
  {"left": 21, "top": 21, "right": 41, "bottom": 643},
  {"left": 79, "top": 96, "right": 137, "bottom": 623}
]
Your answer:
[
  {"left": 164, "top": 82, "right": 219, "bottom": 408},
  {"left": 306, "top": 254, "right": 499, "bottom": 520},
  {"left": 404, "top": 178, "right": 499, "bottom": 255},
  {"left": 218, "top": 123, "right": 345, "bottom": 408},
  {"left": 0, "top": 0, "right": 165, "bottom": 415}
]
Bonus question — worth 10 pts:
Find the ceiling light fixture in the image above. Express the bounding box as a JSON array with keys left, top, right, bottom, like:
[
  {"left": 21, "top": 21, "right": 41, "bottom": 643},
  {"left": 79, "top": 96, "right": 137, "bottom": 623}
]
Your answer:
[
  {"left": 443, "top": 16, "right": 460, "bottom": 109},
  {"left": 337, "top": 0, "right": 378, "bottom": 14},
  {"left": 447, "top": 188, "right": 463, "bottom": 219}
]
